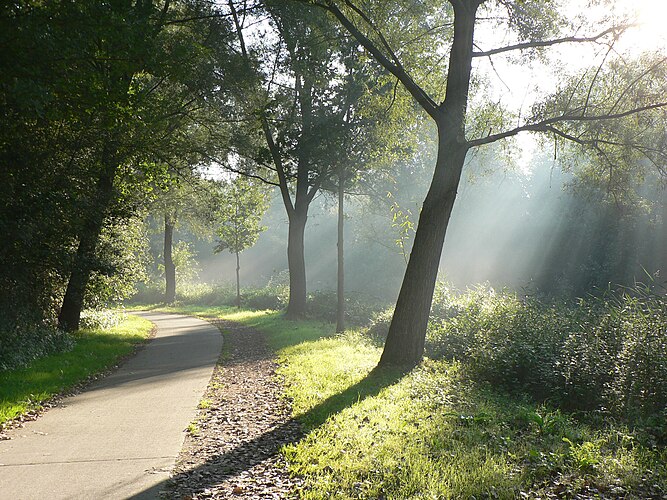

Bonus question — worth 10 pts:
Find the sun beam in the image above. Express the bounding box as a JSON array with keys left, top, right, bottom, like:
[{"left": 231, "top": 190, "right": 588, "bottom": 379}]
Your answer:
[{"left": 616, "top": 0, "right": 667, "bottom": 53}]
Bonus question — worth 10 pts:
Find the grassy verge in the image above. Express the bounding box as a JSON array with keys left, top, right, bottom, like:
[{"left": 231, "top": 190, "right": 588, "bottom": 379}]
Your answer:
[
  {"left": 0, "top": 314, "right": 153, "bottom": 426},
  {"left": 280, "top": 334, "right": 666, "bottom": 498},
  {"left": 122, "top": 304, "right": 667, "bottom": 498}
]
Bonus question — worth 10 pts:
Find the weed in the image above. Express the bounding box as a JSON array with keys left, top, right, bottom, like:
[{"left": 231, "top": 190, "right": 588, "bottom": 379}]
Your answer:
[{"left": 198, "top": 398, "right": 213, "bottom": 410}]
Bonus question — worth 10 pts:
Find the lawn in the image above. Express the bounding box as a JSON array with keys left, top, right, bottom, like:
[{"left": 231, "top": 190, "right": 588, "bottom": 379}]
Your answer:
[{"left": 0, "top": 314, "right": 153, "bottom": 426}]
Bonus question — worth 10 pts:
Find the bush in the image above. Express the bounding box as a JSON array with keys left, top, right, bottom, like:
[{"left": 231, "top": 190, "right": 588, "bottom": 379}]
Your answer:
[
  {"left": 79, "top": 309, "right": 126, "bottom": 330},
  {"left": 0, "top": 318, "right": 74, "bottom": 371},
  {"left": 421, "top": 282, "right": 667, "bottom": 422},
  {"left": 306, "top": 290, "right": 387, "bottom": 326},
  {"left": 176, "top": 282, "right": 235, "bottom": 306}
]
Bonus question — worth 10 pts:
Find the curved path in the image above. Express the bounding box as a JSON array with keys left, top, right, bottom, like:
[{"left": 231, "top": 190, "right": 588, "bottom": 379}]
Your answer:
[{"left": 0, "top": 312, "right": 222, "bottom": 499}]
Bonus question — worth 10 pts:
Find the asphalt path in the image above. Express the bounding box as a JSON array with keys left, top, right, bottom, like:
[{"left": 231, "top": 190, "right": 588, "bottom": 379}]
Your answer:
[{"left": 0, "top": 312, "right": 222, "bottom": 499}]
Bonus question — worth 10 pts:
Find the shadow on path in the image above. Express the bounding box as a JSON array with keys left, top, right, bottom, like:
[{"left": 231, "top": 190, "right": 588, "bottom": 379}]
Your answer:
[{"left": 129, "top": 364, "right": 407, "bottom": 498}]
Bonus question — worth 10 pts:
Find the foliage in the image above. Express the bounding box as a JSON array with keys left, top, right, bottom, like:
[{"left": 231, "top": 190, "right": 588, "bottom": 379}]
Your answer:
[
  {"left": 0, "top": 315, "right": 152, "bottom": 426},
  {"left": 169, "top": 305, "right": 666, "bottom": 498},
  {"left": 306, "top": 290, "right": 389, "bottom": 327},
  {"left": 425, "top": 282, "right": 667, "bottom": 422},
  {"left": 243, "top": 281, "right": 291, "bottom": 311},
  {"left": 213, "top": 177, "right": 269, "bottom": 256},
  {"left": 84, "top": 216, "right": 149, "bottom": 309},
  {"left": 78, "top": 309, "right": 127, "bottom": 331},
  {"left": 163, "top": 240, "right": 201, "bottom": 286},
  {"left": 0, "top": 321, "right": 74, "bottom": 373},
  {"left": 0, "top": 0, "right": 242, "bottom": 331}
]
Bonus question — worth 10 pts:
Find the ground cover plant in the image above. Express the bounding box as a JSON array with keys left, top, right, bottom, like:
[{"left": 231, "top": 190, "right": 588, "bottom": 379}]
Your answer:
[
  {"left": 0, "top": 314, "right": 152, "bottom": 426},
  {"left": 146, "top": 283, "right": 666, "bottom": 498}
]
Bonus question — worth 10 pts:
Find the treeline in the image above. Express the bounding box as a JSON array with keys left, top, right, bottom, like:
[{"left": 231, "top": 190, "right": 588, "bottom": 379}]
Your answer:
[
  {"left": 2, "top": 0, "right": 666, "bottom": 369},
  {"left": 1, "top": 1, "right": 242, "bottom": 335}
]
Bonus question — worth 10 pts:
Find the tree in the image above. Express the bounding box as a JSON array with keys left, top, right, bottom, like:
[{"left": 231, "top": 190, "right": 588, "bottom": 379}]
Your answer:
[
  {"left": 322, "top": 61, "right": 415, "bottom": 332},
  {"left": 309, "top": 0, "right": 667, "bottom": 367},
  {"left": 151, "top": 176, "right": 220, "bottom": 303},
  {"left": 228, "top": 0, "right": 383, "bottom": 318},
  {"left": 1, "top": 1, "right": 242, "bottom": 334},
  {"left": 214, "top": 177, "right": 270, "bottom": 307}
]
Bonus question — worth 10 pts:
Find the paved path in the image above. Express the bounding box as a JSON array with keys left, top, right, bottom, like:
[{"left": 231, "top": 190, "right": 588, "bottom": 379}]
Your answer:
[{"left": 0, "top": 312, "right": 222, "bottom": 499}]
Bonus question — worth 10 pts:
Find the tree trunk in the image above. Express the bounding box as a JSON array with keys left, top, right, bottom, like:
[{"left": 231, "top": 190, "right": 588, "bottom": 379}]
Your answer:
[
  {"left": 164, "top": 212, "right": 176, "bottom": 303},
  {"left": 378, "top": 1, "right": 479, "bottom": 367},
  {"left": 286, "top": 208, "right": 308, "bottom": 318},
  {"left": 58, "top": 165, "right": 115, "bottom": 332},
  {"left": 336, "top": 168, "right": 345, "bottom": 333},
  {"left": 378, "top": 136, "right": 467, "bottom": 366},
  {"left": 235, "top": 250, "right": 241, "bottom": 309}
]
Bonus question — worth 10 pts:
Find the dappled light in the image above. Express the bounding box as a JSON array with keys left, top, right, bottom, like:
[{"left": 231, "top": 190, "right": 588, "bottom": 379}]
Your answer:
[{"left": 2, "top": 0, "right": 666, "bottom": 497}]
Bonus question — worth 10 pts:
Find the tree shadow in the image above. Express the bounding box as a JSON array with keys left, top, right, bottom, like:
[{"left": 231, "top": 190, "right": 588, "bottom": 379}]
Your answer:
[{"left": 129, "top": 364, "right": 409, "bottom": 499}]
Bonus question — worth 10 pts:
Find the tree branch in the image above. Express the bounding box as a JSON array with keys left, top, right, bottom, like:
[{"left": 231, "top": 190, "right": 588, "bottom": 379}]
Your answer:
[
  {"left": 467, "top": 101, "right": 667, "bottom": 147},
  {"left": 319, "top": 0, "right": 439, "bottom": 119},
  {"left": 472, "top": 25, "right": 630, "bottom": 58}
]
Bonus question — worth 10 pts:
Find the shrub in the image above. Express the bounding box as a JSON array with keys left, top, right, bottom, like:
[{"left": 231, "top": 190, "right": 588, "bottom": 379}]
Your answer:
[
  {"left": 366, "top": 307, "right": 394, "bottom": 342},
  {"left": 306, "top": 290, "right": 387, "bottom": 326},
  {"left": 176, "top": 282, "right": 235, "bottom": 306},
  {"left": 79, "top": 309, "right": 126, "bottom": 330},
  {"left": 422, "top": 282, "right": 667, "bottom": 422},
  {"left": 0, "top": 318, "right": 74, "bottom": 371}
]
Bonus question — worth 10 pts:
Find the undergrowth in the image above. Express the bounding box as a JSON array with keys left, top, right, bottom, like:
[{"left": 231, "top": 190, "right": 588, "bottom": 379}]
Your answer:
[
  {"left": 274, "top": 325, "right": 667, "bottom": 498},
  {"left": 0, "top": 314, "right": 152, "bottom": 426},
  {"left": 128, "top": 281, "right": 667, "bottom": 497}
]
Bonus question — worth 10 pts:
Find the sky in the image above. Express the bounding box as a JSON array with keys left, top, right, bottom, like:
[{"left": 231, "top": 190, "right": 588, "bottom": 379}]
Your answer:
[{"left": 472, "top": 0, "right": 667, "bottom": 174}]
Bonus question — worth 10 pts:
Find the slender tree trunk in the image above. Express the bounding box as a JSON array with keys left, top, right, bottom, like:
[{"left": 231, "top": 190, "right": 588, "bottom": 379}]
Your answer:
[
  {"left": 235, "top": 250, "right": 241, "bottom": 309},
  {"left": 378, "top": 1, "right": 478, "bottom": 367},
  {"left": 336, "top": 168, "right": 345, "bottom": 333},
  {"left": 58, "top": 163, "right": 116, "bottom": 332},
  {"left": 164, "top": 212, "right": 176, "bottom": 303},
  {"left": 286, "top": 208, "right": 308, "bottom": 318}
]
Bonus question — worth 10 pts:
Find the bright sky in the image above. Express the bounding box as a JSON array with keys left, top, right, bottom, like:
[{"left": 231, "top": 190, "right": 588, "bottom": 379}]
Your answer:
[
  {"left": 614, "top": 0, "right": 667, "bottom": 52},
  {"left": 474, "top": 0, "right": 667, "bottom": 174}
]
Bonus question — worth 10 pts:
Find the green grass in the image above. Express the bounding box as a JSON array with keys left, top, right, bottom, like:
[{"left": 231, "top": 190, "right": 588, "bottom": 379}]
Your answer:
[
  {"left": 278, "top": 333, "right": 666, "bottom": 499},
  {"left": 0, "top": 314, "right": 152, "bottom": 426},
  {"left": 123, "top": 304, "right": 667, "bottom": 498}
]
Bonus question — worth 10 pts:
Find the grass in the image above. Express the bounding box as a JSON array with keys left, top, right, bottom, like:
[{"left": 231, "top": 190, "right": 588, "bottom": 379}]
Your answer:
[
  {"left": 135, "top": 302, "right": 666, "bottom": 498},
  {"left": 278, "top": 332, "right": 666, "bottom": 499},
  {"left": 0, "top": 314, "right": 153, "bottom": 426}
]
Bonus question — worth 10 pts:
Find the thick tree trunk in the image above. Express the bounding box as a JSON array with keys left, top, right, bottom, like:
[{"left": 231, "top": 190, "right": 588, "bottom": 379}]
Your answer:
[
  {"left": 286, "top": 208, "right": 308, "bottom": 318},
  {"left": 378, "top": 136, "right": 467, "bottom": 366},
  {"left": 336, "top": 170, "right": 345, "bottom": 333},
  {"left": 58, "top": 165, "right": 115, "bottom": 332},
  {"left": 378, "top": 1, "right": 479, "bottom": 367},
  {"left": 235, "top": 250, "right": 241, "bottom": 309},
  {"left": 164, "top": 213, "right": 176, "bottom": 303}
]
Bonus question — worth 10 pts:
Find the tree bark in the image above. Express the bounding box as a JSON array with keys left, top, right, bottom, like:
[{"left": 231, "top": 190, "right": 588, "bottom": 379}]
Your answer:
[
  {"left": 286, "top": 207, "right": 308, "bottom": 318},
  {"left": 378, "top": 0, "right": 479, "bottom": 367},
  {"left": 58, "top": 164, "right": 116, "bottom": 332},
  {"left": 164, "top": 212, "right": 176, "bottom": 303},
  {"left": 378, "top": 135, "right": 467, "bottom": 366},
  {"left": 336, "top": 168, "right": 345, "bottom": 333},
  {"left": 235, "top": 250, "right": 241, "bottom": 309}
]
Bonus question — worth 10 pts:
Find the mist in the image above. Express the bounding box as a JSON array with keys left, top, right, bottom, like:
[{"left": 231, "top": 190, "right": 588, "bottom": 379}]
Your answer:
[{"left": 179, "top": 145, "right": 665, "bottom": 301}]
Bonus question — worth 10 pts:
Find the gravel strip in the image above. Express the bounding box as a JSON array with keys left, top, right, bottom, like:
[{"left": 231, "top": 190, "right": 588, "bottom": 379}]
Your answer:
[{"left": 163, "top": 319, "right": 304, "bottom": 499}]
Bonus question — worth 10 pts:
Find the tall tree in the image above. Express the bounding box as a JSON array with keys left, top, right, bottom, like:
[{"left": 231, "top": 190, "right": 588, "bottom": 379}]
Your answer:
[
  {"left": 228, "top": 1, "right": 394, "bottom": 318},
  {"left": 151, "top": 176, "right": 220, "bottom": 303},
  {"left": 50, "top": 0, "right": 238, "bottom": 330},
  {"left": 309, "top": 0, "right": 667, "bottom": 366},
  {"left": 1, "top": 1, "right": 234, "bottom": 332}
]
